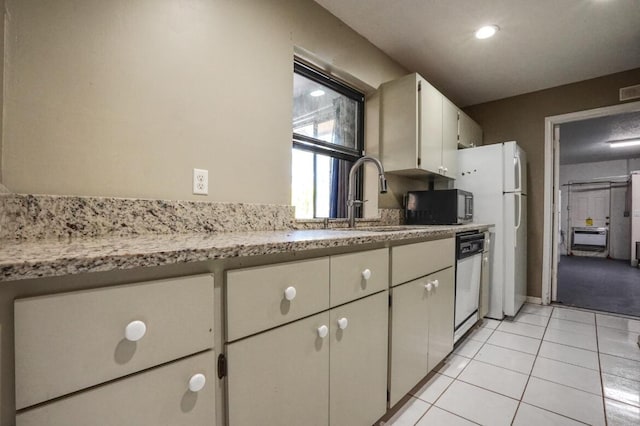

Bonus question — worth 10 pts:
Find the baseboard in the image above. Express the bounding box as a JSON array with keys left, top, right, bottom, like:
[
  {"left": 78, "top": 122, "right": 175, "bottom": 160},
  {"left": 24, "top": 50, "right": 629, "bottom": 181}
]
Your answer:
[{"left": 526, "top": 296, "right": 542, "bottom": 305}]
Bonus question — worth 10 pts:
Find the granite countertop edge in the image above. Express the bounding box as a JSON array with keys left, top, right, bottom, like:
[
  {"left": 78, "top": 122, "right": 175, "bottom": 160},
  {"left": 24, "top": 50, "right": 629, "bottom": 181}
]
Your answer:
[{"left": 0, "top": 223, "right": 492, "bottom": 282}]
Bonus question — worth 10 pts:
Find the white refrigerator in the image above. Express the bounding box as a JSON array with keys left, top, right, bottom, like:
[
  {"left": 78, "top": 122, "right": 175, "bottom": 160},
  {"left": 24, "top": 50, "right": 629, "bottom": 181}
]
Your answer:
[{"left": 457, "top": 141, "right": 527, "bottom": 319}]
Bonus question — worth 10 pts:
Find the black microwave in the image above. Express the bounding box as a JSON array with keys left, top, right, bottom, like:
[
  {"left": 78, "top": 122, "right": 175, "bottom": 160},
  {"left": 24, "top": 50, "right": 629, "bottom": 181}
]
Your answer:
[{"left": 405, "top": 189, "right": 473, "bottom": 225}]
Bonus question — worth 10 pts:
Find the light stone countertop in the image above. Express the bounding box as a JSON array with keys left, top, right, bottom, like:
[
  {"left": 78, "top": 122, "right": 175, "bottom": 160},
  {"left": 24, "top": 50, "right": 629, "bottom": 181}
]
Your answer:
[{"left": 0, "top": 223, "right": 491, "bottom": 282}]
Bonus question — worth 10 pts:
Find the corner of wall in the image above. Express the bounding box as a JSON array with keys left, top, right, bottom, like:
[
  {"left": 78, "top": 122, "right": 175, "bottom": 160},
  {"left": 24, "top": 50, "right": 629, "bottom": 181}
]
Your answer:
[{"left": 0, "top": 0, "right": 5, "bottom": 185}]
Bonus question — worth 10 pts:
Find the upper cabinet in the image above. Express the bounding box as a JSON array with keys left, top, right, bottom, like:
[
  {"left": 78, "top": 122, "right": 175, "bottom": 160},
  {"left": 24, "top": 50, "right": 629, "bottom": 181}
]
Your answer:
[
  {"left": 379, "top": 73, "right": 459, "bottom": 178},
  {"left": 458, "top": 109, "right": 483, "bottom": 149}
]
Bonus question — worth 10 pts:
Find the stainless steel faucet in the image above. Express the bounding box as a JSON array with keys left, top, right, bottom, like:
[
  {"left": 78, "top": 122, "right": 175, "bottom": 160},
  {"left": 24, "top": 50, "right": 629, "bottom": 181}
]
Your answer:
[{"left": 347, "top": 155, "right": 388, "bottom": 227}]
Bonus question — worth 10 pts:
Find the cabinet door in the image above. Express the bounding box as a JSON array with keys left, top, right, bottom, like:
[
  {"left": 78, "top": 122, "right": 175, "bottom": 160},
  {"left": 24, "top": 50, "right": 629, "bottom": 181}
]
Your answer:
[
  {"left": 458, "top": 111, "right": 483, "bottom": 148},
  {"left": 17, "top": 351, "right": 215, "bottom": 426},
  {"left": 469, "top": 115, "right": 483, "bottom": 147},
  {"left": 389, "top": 278, "right": 430, "bottom": 407},
  {"left": 330, "top": 291, "right": 388, "bottom": 426},
  {"left": 226, "top": 312, "right": 330, "bottom": 426},
  {"left": 441, "top": 97, "right": 458, "bottom": 177},
  {"left": 380, "top": 73, "right": 420, "bottom": 171},
  {"left": 427, "top": 267, "right": 455, "bottom": 372},
  {"left": 418, "top": 80, "right": 443, "bottom": 174}
]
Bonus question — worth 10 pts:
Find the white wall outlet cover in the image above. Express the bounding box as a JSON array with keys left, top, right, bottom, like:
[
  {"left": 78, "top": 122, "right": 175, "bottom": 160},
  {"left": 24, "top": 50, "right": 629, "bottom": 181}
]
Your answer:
[{"left": 193, "top": 168, "right": 208, "bottom": 195}]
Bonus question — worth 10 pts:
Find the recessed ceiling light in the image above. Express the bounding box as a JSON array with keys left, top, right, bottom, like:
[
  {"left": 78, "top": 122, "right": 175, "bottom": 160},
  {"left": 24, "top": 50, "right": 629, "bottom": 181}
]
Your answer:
[
  {"left": 310, "top": 89, "right": 325, "bottom": 97},
  {"left": 608, "top": 138, "right": 640, "bottom": 148},
  {"left": 475, "top": 25, "right": 499, "bottom": 40}
]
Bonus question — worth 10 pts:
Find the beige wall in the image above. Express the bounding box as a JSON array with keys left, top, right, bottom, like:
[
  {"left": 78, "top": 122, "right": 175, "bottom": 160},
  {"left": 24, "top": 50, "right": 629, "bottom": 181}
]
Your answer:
[
  {"left": 464, "top": 68, "right": 640, "bottom": 298},
  {"left": 0, "top": 0, "right": 5, "bottom": 183},
  {"left": 2, "top": 0, "right": 407, "bottom": 208},
  {"left": 632, "top": 173, "right": 640, "bottom": 266}
]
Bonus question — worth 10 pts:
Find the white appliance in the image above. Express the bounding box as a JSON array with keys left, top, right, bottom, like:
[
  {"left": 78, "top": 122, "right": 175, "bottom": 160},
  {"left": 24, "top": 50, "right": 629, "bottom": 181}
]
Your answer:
[
  {"left": 457, "top": 141, "right": 527, "bottom": 319},
  {"left": 454, "top": 232, "right": 485, "bottom": 342}
]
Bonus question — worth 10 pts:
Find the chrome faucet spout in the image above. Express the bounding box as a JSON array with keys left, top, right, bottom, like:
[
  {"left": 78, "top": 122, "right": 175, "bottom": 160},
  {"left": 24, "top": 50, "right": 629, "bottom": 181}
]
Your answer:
[{"left": 347, "top": 155, "right": 387, "bottom": 227}]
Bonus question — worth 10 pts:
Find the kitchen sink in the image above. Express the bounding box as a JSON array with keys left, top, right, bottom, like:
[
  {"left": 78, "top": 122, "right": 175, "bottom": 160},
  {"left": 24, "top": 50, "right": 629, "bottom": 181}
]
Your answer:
[{"left": 334, "top": 225, "right": 432, "bottom": 232}]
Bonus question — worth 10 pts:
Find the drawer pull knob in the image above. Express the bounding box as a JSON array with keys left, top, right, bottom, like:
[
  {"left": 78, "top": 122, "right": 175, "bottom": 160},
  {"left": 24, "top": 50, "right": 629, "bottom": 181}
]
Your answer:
[
  {"left": 337, "top": 317, "right": 349, "bottom": 330},
  {"left": 433, "top": 280, "right": 440, "bottom": 288},
  {"left": 424, "top": 283, "right": 433, "bottom": 292},
  {"left": 124, "top": 320, "right": 147, "bottom": 342},
  {"left": 361, "top": 269, "right": 372, "bottom": 280},
  {"left": 284, "top": 286, "right": 297, "bottom": 301},
  {"left": 188, "top": 373, "right": 206, "bottom": 392},
  {"left": 317, "top": 325, "right": 329, "bottom": 338}
]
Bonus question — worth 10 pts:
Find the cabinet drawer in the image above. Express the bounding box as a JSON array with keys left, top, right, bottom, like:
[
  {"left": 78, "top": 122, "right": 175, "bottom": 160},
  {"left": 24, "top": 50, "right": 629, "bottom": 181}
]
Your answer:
[
  {"left": 16, "top": 350, "right": 215, "bottom": 426},
  {"left": 15, "top": 275, "right": 214, "bottom": 409},
  {"left": 226, "top": 258, "right": 329, "bottom": 341},
  {"left": 330, "top": 248, "right": 389, "bottom": 307},
  {"left": 391, "top": 238, "right": 454, "bottom": 286}
]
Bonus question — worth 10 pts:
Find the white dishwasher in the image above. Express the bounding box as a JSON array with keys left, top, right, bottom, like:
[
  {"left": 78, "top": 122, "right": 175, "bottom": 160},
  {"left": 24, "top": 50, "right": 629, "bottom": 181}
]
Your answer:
[{"left": 454, "top": 232, "right": 485, "bottom": 343}]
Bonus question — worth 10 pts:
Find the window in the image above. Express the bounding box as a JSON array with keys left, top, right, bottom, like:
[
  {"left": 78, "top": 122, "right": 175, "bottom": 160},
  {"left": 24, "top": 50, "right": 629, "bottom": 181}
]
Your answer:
[{"left": 291, "top": 61, "right": 364, "bottom": 219}]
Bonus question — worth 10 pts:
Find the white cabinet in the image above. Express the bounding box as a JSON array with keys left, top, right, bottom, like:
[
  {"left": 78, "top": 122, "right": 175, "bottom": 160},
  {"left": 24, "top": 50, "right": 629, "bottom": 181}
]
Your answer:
[
  {"left": 329, "top": 292, "right": 388, "bottom": 426},
  {"left": 458, "top": 110, "right": 483, "bottom": 148},
  {"left": 226, "top": 291, "right": 388, "bottom": 426},
  {"left": 227, "top": 311, "right": 331, "bottom": 426},
  {"left": 225, "top": 249, "right": 389, "bottom": 426},
  {"left": 388, "top": 239, "right": 455, "bottom": 407},
  {"left": 17, "top": 351, "right": 216, "bottom": 426},
  {"left": 380, "top": 73, "right": 458, "bottom": 178},
  {"left": 14, "top": 275, "right": 215, "bottom": 425}
]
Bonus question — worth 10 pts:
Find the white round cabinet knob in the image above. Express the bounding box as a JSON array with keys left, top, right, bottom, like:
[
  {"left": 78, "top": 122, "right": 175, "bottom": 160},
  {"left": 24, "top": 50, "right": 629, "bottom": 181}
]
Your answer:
[
  {"left": 337, "top": 317, "right": 349, "bottom": 330},
  {"left": 424, "top": 283, "right": 433, "bottom": 292},
  {"left": 317, "top": 325, "right": 329, "bottom": 338},
  {"left": 188, "top": 373, "right": 206, "bottom": 392},
  {"left": 361, "top": 269, "right": 372, "bottom": 280},
  {"left": 284, "top": 286, "right": 297, "bottom": 301},
  {"left": 433, "top": 280, "right": 440, "bottom": 288},
  {"left": 124, "top": 320, "right": 147, "bottom": 342}
]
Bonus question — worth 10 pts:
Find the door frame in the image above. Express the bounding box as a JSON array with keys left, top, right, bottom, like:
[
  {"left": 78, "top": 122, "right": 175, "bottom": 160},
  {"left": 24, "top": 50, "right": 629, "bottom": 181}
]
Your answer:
[{"left": 541, "top": 100, "right": 640, "bottom": 305}]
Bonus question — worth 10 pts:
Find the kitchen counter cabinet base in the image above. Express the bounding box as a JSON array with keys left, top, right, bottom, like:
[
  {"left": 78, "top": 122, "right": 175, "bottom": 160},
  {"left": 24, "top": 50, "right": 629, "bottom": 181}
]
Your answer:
[
  {"left": 226, "top": 312, "right": 330, "bottom": 426},
  {"left": 16, "top": 350, "right": 216, "bottom": 426},
  {"left": 14, "top": 275, "right": 214, "bottom": 409},
  {"left": 329, "top": 291, "right": 388, "bottom": 426}
]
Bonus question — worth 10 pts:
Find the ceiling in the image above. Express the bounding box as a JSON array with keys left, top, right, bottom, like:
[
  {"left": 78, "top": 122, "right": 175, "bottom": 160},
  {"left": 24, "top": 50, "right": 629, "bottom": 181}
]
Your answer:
[
  {"left": 314, "top": 0, "right": 640, "bottom": 107},
  {"left": 559, "top": 111, "right": 640, "bottom": 165}
]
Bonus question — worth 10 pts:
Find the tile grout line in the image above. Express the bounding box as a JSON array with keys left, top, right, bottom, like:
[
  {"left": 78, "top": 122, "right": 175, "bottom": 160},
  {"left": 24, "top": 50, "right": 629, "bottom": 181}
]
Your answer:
[
  {"left": 595, "top": 314, "right": 609, "bottom": 426},
  {"left": 509, "top": 305, "right": 552, "bottom": 425},
  {"left": 414, "top": 322, "right": 499, "bottom": 425},
  {"left": 528, "top": 306, "right": 610, "bottom": 425}
]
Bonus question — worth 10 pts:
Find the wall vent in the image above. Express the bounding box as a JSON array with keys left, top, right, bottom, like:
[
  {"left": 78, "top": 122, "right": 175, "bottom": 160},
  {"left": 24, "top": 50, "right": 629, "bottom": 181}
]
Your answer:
[{"left": 619, "top": 84, "right": 640, "bottom": 101}]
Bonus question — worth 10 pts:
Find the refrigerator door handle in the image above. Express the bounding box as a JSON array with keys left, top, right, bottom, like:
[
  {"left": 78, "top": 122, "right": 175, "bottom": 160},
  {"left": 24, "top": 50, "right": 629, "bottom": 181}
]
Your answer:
[
  {"left": 514, "top": 193, "right": 522, "bottom": 248},
  {"left": 514, "top": 152, "right": 522, "bottom": 193}
]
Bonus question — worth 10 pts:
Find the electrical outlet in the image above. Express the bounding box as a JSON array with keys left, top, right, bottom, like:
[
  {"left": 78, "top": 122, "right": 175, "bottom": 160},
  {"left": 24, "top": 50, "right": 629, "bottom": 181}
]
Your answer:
[{"left": 193, "top": 168, "right": 208, "bottom": 195}]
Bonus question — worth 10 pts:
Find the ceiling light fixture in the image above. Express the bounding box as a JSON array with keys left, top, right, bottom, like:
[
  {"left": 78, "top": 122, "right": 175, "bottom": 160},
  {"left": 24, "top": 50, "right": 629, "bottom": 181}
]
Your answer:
[
  {"left": 475, "top": 25, "right": 499, "bottom": 40},
  {"left": 608, "top": 138, "right": 640, "bottom": 148},
  {"left": 310, "top": 89, "right": 325, "bottom": 97}
]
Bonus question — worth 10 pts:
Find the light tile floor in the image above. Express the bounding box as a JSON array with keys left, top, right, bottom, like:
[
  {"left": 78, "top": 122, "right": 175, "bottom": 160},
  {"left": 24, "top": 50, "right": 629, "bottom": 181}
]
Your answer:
[{"left": 385, "top": 303, "right": 640, "bottom": 426}]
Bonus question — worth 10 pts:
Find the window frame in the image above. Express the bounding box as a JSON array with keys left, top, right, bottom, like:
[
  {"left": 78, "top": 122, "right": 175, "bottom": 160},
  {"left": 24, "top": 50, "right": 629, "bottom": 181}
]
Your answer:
[{"left": 292, "top": 60, "right": 365, "bottom": 219}]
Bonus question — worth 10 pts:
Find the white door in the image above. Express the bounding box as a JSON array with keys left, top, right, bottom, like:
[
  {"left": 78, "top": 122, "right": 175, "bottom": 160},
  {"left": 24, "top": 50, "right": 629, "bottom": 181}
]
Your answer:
[
  {"left": 503, "top": 193, "right": 527, "bottom": 317},
  {"left": 568, "top": 184, "right": 610, "bottom": 229},
  {"left": 454, "top": 255, "right": 482, "bottom": 328}
]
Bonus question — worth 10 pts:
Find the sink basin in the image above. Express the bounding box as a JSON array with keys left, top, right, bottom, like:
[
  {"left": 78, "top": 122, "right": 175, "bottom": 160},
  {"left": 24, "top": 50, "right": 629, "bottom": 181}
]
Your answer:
[{"left": 334, "top": 225, "right": 431, "bottom": 232}]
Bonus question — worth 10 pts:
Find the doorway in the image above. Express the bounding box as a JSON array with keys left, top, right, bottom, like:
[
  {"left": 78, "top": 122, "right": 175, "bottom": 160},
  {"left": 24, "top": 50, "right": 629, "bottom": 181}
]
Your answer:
[{"left": 542, "top": 102, "right": 640, "bottom": 317}]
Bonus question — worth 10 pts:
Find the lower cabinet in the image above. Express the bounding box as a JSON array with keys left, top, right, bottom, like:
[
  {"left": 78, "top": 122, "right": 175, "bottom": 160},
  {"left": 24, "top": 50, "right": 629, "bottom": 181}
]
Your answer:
[
  {"left": 226, "top": 291, "right": 388, "bottom": 426},
  {"left": 16, "top": 350, "right": 216, "bottom": 426},
  {"left": 427, "top": 268, "right": 455, "bottom": 372},
  {"left": 389, "top": 267, "right": 454, "bottom": 406},
  {"left": 329, "top": 291, "right": 388, "bottom": 426}
]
